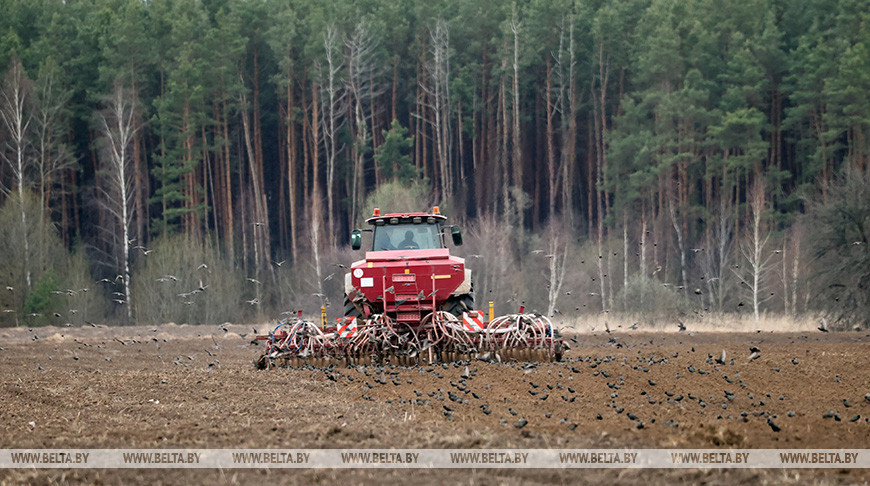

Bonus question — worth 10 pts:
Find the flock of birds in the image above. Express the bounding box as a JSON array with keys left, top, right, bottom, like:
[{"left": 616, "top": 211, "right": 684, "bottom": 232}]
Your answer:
[
  {"left": 4, "top": 315, "right": 868, "bottom": 448},
  {"left": 266, "top": 329, "right": 870, "bottom": 437}
]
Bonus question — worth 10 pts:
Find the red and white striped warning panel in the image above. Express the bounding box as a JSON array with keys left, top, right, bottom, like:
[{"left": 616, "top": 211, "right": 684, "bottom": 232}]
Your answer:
[
  {"left": 462, "top": 311, "right": 484, "bottom": 332},
  {"left": 338, "top": 318, "right": 358, "bottom": 338}
]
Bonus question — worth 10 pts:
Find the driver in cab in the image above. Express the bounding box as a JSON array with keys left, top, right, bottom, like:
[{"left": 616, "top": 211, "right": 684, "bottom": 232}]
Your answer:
[{"left": 398, "top": 230, "right": 419, "bottom": 249}]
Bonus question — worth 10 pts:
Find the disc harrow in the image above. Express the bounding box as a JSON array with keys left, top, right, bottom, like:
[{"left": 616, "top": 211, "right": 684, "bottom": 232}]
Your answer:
[{"left": 255, "top": 311, "right": 565, "bottom": 369}]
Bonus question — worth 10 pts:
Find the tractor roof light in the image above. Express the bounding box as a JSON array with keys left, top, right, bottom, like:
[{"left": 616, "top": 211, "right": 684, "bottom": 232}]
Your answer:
[
  {"left": 373, "top": 208, "right": 381, "bottom": 217},
  {"left": 432, "top": 206, "right": 440, "bottom": 215},
  {"left": 389, "top": 217, "right": 399, "bottom": 225}
]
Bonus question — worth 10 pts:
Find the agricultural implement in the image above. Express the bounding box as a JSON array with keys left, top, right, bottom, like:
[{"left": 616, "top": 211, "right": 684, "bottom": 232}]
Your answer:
[{"left": 255, "top": 208, "right": 564, "bottom": 368}]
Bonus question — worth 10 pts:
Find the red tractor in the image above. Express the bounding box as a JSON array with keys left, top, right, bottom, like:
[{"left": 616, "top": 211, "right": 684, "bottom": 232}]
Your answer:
[
  {"left": 343, "top": 206, "right": 473, "bottom": 324},
  {"left": 255, "top": 207, "right": 563, "bottom": 368}
]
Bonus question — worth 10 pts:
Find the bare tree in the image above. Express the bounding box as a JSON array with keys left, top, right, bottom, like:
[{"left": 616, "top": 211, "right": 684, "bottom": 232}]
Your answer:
[
  {"left": 238, "top": 71, "right": 271, "bottom": 272},
  {"left": 510, "top": 8, "right": 523, "bottom": 230},
  {"left": 346, "top": 20, "right": 383, "bottom": 227},
  {"left": 732, "top": 178, "right": 776, "bottom": 324},
  {"left": 321, "top": 24, "right": 345, "bottom": 240},
  {"left": 0, "top": 57, "right": 34, "bottom": 288},
  {"left": 95, "top": 82, "right": 140, "bottom": 320},
  {"left": 544, "top": 220, "right": 569, "bottom": 317},
  {"left": 418, "top": 19, "right": 452, "bottom": 201},
  {"left": 554, "top": 15, "right": 577, "bottom": 221},
  {"left": 32, "top": 58, "right": 74, "bottom": 246},
  {"left": 310, "top": 81, "right": 325, "bottom": 298},
  {"left": 668, "top": 195, "right": 689, "bottom": 297},
  {"left": 700, "top": 192, "right": 733, "bottom": 312}
]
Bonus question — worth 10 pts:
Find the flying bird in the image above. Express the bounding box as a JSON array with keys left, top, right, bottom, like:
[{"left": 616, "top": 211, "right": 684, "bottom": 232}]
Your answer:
[{"left": 818, "top": 318, "right": 829, "bottom": 332}]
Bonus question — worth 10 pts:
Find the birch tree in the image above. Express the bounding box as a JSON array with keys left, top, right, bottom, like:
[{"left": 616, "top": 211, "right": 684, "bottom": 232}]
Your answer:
[
  {"left": 732, "top": 178, "right": 776, "bottom": 324},
  {"left": 95, "top": 82, "right": 140, "bottom": 320},
  {"left": 0, "top": 56, "right": 33, "bottom": 288}
]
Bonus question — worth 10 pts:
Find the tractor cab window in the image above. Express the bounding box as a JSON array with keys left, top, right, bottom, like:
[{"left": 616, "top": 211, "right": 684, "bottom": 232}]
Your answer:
[{"left": 372, "top": 223, "right": 441, "bottom": 251}]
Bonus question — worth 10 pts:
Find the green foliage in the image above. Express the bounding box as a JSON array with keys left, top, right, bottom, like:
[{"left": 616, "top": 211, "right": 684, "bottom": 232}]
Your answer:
[
  {"left": 22, "top": 268, "right": 62, "bottom": 326},
  {"left": 375, "top": 119, "right": 415, "bottom": 183}
]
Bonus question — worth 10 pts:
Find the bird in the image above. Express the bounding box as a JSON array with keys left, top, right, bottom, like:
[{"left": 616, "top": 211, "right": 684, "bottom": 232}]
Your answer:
[
  {"left": 5, "top": 286, "right": 13, "bottom": 292},
  {"left": 253, "top": 222, "right": 265, "bottom": 227},
  {"left": 767, "top": 417, "right": 781, "bottom": 432},
  {"left": 677, "top": 321, "right": 686, "bottom": 332},
  {"left": 247, "top": 278, "right": 261, "bottom": 285},
  {"left": 246, "top": 298, "right": 260, "bottom": 305},
  {"left": 197, "top": 263, "right": 208, "bottom": 270},
  {"left": 273, "top": 260, "right": 286, "bottom": 267},
  {"left": 818, "top": 318, "right": 829, "bottom": 332}
]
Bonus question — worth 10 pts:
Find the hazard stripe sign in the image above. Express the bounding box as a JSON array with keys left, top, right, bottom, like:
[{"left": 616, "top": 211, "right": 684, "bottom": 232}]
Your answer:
[
  {"left": 338, "top": 318, "right": 358, "bottom": 338},
  {"left": 462, "top": 311, "right": 484, "bottom": 332}
]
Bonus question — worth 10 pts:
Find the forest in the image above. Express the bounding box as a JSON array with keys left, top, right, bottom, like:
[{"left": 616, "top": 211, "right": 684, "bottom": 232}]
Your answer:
[{"left": 0, "top": 0, "right": 867, "bottom": 328}]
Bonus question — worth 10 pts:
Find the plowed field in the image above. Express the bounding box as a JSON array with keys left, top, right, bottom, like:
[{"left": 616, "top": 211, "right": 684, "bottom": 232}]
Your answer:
[{"left": 2, "top": 323, "right": 868, "bottom": 485}]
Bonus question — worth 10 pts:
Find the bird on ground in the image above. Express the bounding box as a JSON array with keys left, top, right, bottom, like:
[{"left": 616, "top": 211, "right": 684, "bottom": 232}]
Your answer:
[{"left": 767, "top": 417, "right": 781, "bottom": 432}]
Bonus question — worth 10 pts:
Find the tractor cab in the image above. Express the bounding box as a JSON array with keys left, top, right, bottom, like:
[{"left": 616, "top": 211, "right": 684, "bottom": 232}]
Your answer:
[{"left": 350, "top": 207, "right": 462, "bottom": 251}]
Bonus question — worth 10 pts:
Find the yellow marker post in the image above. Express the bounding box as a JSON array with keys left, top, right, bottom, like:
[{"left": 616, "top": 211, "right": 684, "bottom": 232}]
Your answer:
[
  {"left": 488, "top": 301, "right": 494, "bottom": 323},
  {"left": 321, "top": 306, "right": 327, "bottom": 328}
]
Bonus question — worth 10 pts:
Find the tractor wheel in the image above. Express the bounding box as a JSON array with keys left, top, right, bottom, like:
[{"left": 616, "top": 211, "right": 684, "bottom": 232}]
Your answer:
[
  {"left": 344, "top": 296, "right": 364, "bottom": 318},
  {"left": 443, "top": 292, "right": 474, "bottom": 319}
]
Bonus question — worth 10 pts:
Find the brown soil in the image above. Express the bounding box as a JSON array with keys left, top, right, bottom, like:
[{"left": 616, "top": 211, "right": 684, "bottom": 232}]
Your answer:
[{"left": 1, "top": 323, "right": 869, "bottom": 485}]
